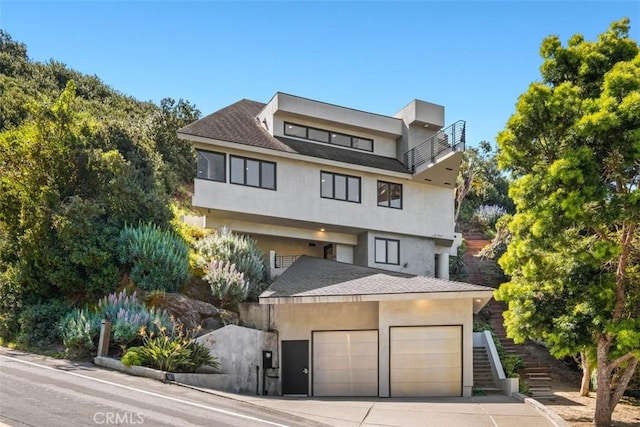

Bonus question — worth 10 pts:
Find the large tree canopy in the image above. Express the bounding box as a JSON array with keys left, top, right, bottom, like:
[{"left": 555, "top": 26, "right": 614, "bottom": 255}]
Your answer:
[
  {"left": 495, "top": 19, "right": 639, "bottom": 426},
  {"left": 0, "top": 31, "right": 201, "bottom": 341}
]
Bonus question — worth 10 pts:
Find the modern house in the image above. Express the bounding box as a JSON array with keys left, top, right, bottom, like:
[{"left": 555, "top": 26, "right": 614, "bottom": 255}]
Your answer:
[{"left": 178, "top": 92, "right": 493, "bottom": 398}]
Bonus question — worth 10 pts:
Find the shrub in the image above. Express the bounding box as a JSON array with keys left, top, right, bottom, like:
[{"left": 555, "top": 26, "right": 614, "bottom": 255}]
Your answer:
[
  {"left": 16, "top": 301, "right": 69, "bottom": 347},
  {"left": 472, "top": 204, "right": 507, "bottom": 231},
  {"left": 60, "top": 308, "right": 100, "bottom": 355},
  {"left": 194, "top": 228, "right": 270, "bottom": 301},
  {"left": 200, "top": 260, "right": 248, "bottom": 310},
  {"left": 0, "top": 267, "right": 23, "bottom": 341},
  {"left": 60, "top": 290, "right": 172, "bottom": 355},
  {"left": 122, "top": 322, "right": 218, "bottom": 372},
  {"left": 121, "top": 346, "right": 143, "bottom": 366},
  {"left": 117, "top": 223, "right": 190, "bottom": 293}
]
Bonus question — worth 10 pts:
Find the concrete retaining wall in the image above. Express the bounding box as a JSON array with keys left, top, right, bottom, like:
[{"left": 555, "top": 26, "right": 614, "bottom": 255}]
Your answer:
[
  {"left": 93, "top": 356, "right": 230, "bottom": 390},
  {"left": 197, "top": 325, "right": 278, "bottom": 395},
  {"left": 238, "top": 303, "right": 269, "bottom": 330}
]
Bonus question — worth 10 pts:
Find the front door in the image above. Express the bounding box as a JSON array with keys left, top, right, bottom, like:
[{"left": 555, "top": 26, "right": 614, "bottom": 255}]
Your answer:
[
  {"left": 323, "top": 244, "right": 333, "bottom": 260},
  {"left": 282, "top": 340, "right": 309, "bottom": 395}
]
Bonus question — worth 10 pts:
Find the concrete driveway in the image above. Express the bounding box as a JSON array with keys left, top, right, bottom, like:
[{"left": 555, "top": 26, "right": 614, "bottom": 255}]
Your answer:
[{"left": 205, "top": 391, "right": 561, "bottom": 427}]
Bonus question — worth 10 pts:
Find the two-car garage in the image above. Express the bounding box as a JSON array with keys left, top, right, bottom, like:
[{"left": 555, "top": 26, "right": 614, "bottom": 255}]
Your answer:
[
  {"left": 261, "top": 256, "right": 495, "bottom": 398},
  {"left": 311, "top": 326, "right": 462, "bottom": 397}
]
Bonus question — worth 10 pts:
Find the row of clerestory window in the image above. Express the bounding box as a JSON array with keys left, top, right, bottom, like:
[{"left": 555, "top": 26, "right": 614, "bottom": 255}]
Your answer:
[{"left": 284, "top": 122, "right": 374, "bottom": 152}]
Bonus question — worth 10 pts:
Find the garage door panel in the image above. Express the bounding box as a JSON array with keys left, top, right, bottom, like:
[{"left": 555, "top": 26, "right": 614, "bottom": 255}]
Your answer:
[
  {"left": 313, "top": 331, "right": 378, "bottom": 397},
  {"left": 315, "top": 332, "right": 377, "bottom": 344},
  {"left": 391, "top": 353, "right": 461, "bottom": 369},
  {"left": 314, "top": 382, "right": 378, "bottom": 397},
  {"left": 392, "top": 367, "right": 461, "bottom": 383},
  {"left": 392, "top": 327, "right": 459, "bottom": 340},
  {"left": 392, "top": 338, "right": 460, "bottom": 354},
  {"left": 392, "top": 381, "right": 462, "bottom": 397},
  {"left": 314, "top": 368, "right": 378, "bottom": 383},
  {"left": 390, "top": 326, "right": 462, "bottom": 397},
  {"left": 313, "top": 342, "right": 377, "bottom": 357},
  {"left": 314, "top": 355, "right": 378, "bottom": 370}
]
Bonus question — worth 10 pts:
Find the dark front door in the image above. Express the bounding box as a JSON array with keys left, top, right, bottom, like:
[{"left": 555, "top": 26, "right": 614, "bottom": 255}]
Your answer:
[
  {"left": 323, "top": 244, "right": 333, "bottom": 260},
  {"left": 282, "top": 340, "right": 309, "bottom": 395}
]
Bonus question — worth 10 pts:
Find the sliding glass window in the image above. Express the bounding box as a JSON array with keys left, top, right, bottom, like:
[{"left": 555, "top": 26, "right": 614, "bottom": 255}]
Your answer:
[
  {"left": 230, "top": 155, "right": 276, "bottom": 190},
  {"left": 320, "top": 171, "right": 360, "bottom": 203}
]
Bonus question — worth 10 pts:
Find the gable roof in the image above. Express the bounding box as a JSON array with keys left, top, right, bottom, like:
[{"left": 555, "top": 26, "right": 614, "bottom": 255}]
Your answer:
[
  {"left": 260, "top": 256, "right": 494, "bottom": 305},
  {"left": 178, "top": 99, "right": 410, "bottom": 174}
]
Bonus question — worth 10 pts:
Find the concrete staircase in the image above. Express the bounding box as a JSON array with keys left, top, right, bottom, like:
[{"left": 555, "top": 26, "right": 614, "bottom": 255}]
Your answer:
[
  {"left": 488, "top": 299, "right": 554, "bottom": 399},
  {"left": 473, "top": 347, "right": 501, "bottom": 394}
]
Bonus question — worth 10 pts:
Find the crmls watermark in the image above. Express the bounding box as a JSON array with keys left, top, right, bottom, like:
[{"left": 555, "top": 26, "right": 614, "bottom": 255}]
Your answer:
[{"left": 93, "top": 411, "right": 145, "bottom": 425}]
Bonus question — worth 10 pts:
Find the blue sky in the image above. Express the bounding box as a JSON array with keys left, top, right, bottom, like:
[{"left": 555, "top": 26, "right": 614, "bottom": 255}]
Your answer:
[{"left": 1, "top": 1, "right": 638, "bottom": 146}]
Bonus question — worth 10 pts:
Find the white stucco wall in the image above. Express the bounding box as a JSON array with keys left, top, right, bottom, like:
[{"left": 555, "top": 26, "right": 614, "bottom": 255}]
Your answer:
[
  {"left": 359, "top": 231, "right": 436, "bottom": 276},
  {"left": 259, "top": 93, "right": 403, "bottom": 140},
  {"left": 378, "top": 298, "right": 474, "bottom": 397},
  {"left": 193, "top": 145, "right": 456, "bottom": 241},
  {"left": 273, "top": 302, "right": 379, "bottom": 340}
]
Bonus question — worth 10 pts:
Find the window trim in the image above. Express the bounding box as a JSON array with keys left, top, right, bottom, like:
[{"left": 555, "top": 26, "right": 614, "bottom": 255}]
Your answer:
[
  {"left": 229, "top": 155, "right": 277, "bottom": 190},
  {"left": 320, "top": 171, "right": 361, "bottom": 203},
  {"left": 377, "top": 180, "right": 403, "bottom": 210},
  {"left": 284, "top": 121, "right": 374, "bottom": 152},
  {"left": 196, "top": 149, "right": 226, "bottom": 182},
  {"left": 374, "top": 237, "right": 400, "bottom": 265}
]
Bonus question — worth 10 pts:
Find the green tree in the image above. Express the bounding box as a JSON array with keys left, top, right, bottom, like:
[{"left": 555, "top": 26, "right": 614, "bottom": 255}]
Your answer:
[
  {"left": 495, "top": 19, "right": 639, "bottom": 426},
  {"left": 149, "top": 98, "right": 200, "bottom": 193},
  {"left": 455, "top": 140, "right": 513, "bottom": 230},
  {"left": 0, "top": 81, "right": 172, "bottom": 336}
]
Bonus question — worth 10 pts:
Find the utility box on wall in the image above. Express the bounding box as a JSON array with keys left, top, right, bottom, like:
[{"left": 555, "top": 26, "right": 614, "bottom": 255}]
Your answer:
[{"left": 263, "top": 350, "right": 273, "bottom": 369}]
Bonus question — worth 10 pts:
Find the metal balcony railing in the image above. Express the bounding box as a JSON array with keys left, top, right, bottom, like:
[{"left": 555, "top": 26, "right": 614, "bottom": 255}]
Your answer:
[
  {"left": 403, "top": 120, "right": 466, "bottom": 173},
  {"left": 274, "top": 255, "right": 300, "bottom": 269}
]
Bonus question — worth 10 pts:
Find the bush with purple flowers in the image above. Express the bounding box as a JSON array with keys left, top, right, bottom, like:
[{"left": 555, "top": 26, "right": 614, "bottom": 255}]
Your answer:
[{"left": 60, "top": 290, "right": 172, "bottom": 356}]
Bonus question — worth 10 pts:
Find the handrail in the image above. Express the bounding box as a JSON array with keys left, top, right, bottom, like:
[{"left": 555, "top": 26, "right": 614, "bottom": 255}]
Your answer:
[
  {"left": 403, "top": 120, "right": 466, "bottom": 172},
  {"left": 274, "top": 255, "right": 300, "bottom": 269}
]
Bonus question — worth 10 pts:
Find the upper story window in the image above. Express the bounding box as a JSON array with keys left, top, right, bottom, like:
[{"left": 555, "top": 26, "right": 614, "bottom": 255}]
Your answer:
[
  {"left": 375, "top": 237, "right": 400, "bottom": 265},
  {"left": 284, "top": 122, "right": 373, "bottom": 152},
  {"left": 230, "top": 155, "right": 276, "bottom": 190},
  {"left": 321, "top": 171, "right": 361, "bottom": 203},
  {"left": 377, "top": 181, "right": 403, "bottom": 209},
  {"left": 197, "top": 150, "right": 226, "bottom": 182}
]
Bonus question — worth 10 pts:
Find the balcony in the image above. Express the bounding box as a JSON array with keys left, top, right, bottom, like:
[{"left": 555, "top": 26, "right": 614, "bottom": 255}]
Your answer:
[
  {"left": 403, "top": 120, "right": 466, "bottom": 188},
  {"left": 268, "top": 252, "right": 305, "bottom": 277}
]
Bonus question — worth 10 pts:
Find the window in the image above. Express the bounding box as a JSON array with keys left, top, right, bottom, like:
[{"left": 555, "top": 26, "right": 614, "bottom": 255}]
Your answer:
[
  {"left": 375, "top": 238, "right": 400, "bottom": 265},
  {"left": 230, "top": 155, "right": 276, "bottom": 190},
  {"left": 320, "top": 171, "right": 360, "bottom": 203},
  {"left": 284, "top": 123, "right": 306, "bottom": 138},
  {"left": 377, "top": 181, "right": 403, "bottom": 209},
  {"left": 197, "top": 150, "right": 225, "bottom": 182},
  {"left": 284, "top": 122, "right": 373, "bottom": 152}
]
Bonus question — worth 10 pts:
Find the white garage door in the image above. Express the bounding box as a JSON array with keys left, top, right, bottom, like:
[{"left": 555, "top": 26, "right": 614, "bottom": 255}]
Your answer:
[
  {"left": 390, "top": 326, "right": 461, "bottom": 397},
  {"left": 313, "top": 330, "right": 378, "bottom": 396}
]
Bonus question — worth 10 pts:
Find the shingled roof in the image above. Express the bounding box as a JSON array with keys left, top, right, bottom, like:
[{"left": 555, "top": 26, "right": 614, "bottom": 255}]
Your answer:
[
  {"left": 178, "top": 99, "right": 410, "bottom": 174},
  {"left": 260, "top": 256, "right": 494, "bottom": 303}
]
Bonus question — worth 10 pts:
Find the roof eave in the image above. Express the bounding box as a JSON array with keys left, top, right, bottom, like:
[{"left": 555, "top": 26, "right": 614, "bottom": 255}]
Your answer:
[{"left": 259, "top": 290, "right": 494, "bottom": 306}]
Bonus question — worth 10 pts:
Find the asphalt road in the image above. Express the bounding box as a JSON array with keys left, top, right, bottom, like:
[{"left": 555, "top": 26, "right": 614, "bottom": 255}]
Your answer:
[{"left": 0, "top": 348, "right": 325, "bottom": 427}]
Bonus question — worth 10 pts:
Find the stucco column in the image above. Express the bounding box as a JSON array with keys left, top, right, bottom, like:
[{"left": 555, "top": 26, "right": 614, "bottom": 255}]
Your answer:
[{"left": 437, "top": 252, "right": 450, "bottom": 280}]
